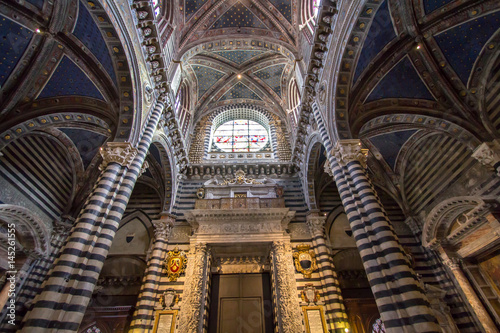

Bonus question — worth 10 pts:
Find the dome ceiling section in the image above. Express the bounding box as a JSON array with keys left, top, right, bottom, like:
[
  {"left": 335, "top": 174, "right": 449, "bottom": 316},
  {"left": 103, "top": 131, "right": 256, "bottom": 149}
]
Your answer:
[
  {"left": 179, "top": 0, "right": 298, "bottom": 53},
  {"left": 185, "top": 47, "right": 292, "bottom": 119},
  {"left": 0, "top": 0, "right": 134, "bottom": 141}
]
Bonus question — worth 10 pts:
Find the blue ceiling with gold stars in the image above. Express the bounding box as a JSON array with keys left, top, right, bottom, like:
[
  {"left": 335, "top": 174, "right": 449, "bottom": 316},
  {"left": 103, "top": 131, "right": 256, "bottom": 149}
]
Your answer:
[
  {"left": 185, "top": 0, "right": 207, "bottom": 21},
  {"left": 369, "top": 130, "right": 417, "bottom": 170},
  {"left": 38, "top": 56, "right": 104, "bottom": 100},
  {"left": 192, "top": 64, "right": 225, "bottom": 99},
  {"left": 26, "top": 0, "right": 44, "bottom": 9},
  {"left": 423, "top": 0, "right": 455, "bottom": 14},
  {"left": 59, "top": 128, "right": 108, "bottom": 169},
  {"left": 354, "top": 0, "right": 396, "bottom": 83},
  {"left": 0, "top": 15, "right": 33, "bottom": 87},
  {"left": 210, "top": 2, "right": 267, "bottom": 29},
  {"left": 219, "top": 82, "right": 262, "bottom": 101},
  {"left": 73, "top": 0, "right": 117, "bottom": 85},
  {"left": 211, "top": 50, "right": 265, "bottom": 65},
  {"left": 268, "top": 0, "right": 292, "bottom": 23},
  {"left": 434, "top": 11, "right": 500, "bottom": 85},
  {"left": 366, "top": 57, "right": 434, "bottom": 102},
  {"left": 254, "top": 64, "right": 285, "bottom": 97}
]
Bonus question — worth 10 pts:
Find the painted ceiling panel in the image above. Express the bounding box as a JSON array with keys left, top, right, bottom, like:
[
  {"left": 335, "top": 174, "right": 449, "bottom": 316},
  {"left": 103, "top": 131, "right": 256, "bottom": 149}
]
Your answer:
[
  {"left": 219, "top": 82, "right": 262, "bottom": 101},
  {"left": 210, "top": 2, "right": 267, "bottom": 29},
  {"left": 38, "top": 56, "right": 104, "bottom": 100},
  {"left": 366, "top": 57, "right": 434, "bottom": 102},
  {"left": 192, "top": 65, "right": 225, "bottom": 99},
  {"left": 369, "top": 130, "right": 417, "bottom": 170},
  {"left": 434, "top": 11, "right": 500, "bottom": 85},
  {"left": 254, "top": 63, "right": 285, "bottom": 97},
  {"left": 212, "top": 50, "right": 265, "bottom": 65},
  {"left": 354, "top": 0, "right": 396, "bottom": 83},
  {"left": 59, "top": 128, "right": 108, "bottom": 169},
  {"left": 423, "top": 0, "right": 455, "bottom": 14},
  {"left": 185, "top": 0, "right": 207, "bottom": 20},
  {"left": 73, "top": 1, "right": 117, "bottom": 85},
  {"left": 0, "top": 15, "right": 33, "bottom": 87},
  {"left": 268, "top": 0, "right": 292, "bottom": 23},
  {"left": 26, "top": 0, "right": 44, "bottom": 9}
]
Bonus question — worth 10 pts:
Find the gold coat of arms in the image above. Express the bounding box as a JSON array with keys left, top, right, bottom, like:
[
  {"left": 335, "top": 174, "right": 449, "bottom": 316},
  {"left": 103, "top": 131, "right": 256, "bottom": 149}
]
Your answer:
[
  {"left": 164, "top": 248, "right": 187, "bottom": 281},
  {"left": 293, "top": 244, "right": 318, "bottom": 278}
]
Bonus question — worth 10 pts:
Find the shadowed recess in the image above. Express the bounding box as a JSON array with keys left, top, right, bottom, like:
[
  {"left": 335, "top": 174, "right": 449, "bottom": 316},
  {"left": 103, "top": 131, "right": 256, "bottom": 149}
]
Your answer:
[
  {"left": 150, "top": 144, "right": 162, "bottom": 166},
  {"left": 26, "top": 0, "right": 44, "bottom": 9},
  {"left": 368, "top": 130, "right": 417, "bottom": 170},
  {"left": 434, "top": 11, "right": 500, "bottom": 85},
  {"left": 37, "top": 56, "right": 104, "bottom": 100},
  {"left": 185, "top": 0, "right": 207, "bottom": 20},
  {"left": 254, "top": 64, "right": 286, "bottom": 97},
  {"left": 59, "top": 128, "right": 108, "bottom": 169},
  {"left": 210, "top": 2, "right": 267, "bottom": 29},
  {"left": 211, "top": 50, "right": 265, "bottom": 65},
  {"left": 423, "top": 0, "right": 455, "bottom": 14},
  {"left": 73, "top": 0, "right": 117, "bottom": 85},
  {"left": 366, "top": 56, "right": 434, "bottom": 102},
  {"left": 219, "top": 82, "right": 262, "bottom": 101},
  {"left": 0, "top": 15, "right": 33, "bottom": 87},
  {"left": 192, "top": 65, "right": 225, "bottom": 99},
  {"left": 268, "top": 0, "right": 292, "bottom": 23},
  {"left": 354, "top": 0, "right": 396, "bottom": 83}
]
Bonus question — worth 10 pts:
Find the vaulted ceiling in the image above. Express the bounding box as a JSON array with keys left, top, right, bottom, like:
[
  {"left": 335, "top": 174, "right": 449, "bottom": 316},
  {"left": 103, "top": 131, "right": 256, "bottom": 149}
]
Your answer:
[{"left": 175, "top": 0, "right": 299, "bottom": 122}]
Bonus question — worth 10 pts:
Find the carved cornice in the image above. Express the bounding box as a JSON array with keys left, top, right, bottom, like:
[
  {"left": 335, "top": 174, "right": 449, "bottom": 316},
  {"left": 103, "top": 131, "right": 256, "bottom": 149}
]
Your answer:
[
  {"left": 333, "top": 139, "right": 369, "bottom": 168},
  {"left": 472, "top": 140, "right": 500, "bottom": 175},
  {"left": 99, "top": 142, "right": 138, "bottom": 170}
]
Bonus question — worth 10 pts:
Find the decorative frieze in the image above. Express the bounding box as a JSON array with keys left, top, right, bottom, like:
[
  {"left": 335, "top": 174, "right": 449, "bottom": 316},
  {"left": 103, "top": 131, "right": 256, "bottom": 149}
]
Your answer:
[{"left": 99, "top": 142, "right": 138, "bottom": 170}]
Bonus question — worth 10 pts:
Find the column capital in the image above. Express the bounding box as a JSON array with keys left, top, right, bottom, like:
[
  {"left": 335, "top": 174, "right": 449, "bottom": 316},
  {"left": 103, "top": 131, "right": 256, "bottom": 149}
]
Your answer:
[
  {"left": 99, "top": 142, "right": 138, "bottom": 171},
  {"left": 404, "top": 216, "right": 422, "bottom": 234},
  {"left": 52, "top": 220, "right": 72, "bottom": 238},
  {"left": 271, "top": 240, "right": 292, "bottom": 254},
  {"left": 333, "top": 139, "right": 369, "bottom": 168},
  {"left": 152, "top": 219, "right": 173, "bottom": 240},
  {"left": 472, "top": 140, "right": 500, "bottom": 175},
  {"left": 306, "top": 212, "right": 327, "bottom": 236}
]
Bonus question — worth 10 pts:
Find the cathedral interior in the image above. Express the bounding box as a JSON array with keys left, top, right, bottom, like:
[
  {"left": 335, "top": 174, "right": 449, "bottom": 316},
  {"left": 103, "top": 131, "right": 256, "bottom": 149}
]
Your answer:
[{"left": 0, "top": 0, "right": 500, "bottom": 332}]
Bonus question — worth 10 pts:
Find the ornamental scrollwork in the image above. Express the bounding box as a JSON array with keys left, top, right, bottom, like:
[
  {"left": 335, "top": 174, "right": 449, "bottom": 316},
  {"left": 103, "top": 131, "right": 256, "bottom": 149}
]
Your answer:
[{"left": 293, "top": 244, "right": 318, "bottom": 279}]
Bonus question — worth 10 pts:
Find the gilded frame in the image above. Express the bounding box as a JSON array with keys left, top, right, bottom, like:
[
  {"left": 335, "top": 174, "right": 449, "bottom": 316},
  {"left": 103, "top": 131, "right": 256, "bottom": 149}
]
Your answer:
[
  {"left": 152, "top": 310, "right": 177, "bottom": 333},
  {"left": 302, "top": 306, "right": 328, "bottom": 333}
]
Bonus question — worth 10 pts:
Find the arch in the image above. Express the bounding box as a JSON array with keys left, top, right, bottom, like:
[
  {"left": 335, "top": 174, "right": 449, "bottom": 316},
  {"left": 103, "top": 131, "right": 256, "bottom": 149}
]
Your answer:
[
  {"left": 152, "top": 133, "right": 177, "bottom": 212},
  {"left": 422, "top": 196, "right": 492, "bottom": 247},
  {"left": 0, "top": 204, "right": 51, "bottom": 257},
  {"left": 287, "top": 78, "right": 301, "bottom": 128},
  {"left": 303, "top": 132, "right": 324, "bottom": 210}
]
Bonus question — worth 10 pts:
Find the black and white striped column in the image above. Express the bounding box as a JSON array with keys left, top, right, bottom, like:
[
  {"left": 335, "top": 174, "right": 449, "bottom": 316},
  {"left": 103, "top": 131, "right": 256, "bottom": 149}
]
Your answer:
[
  {"left": 331, "top": 139, "right": 440, "bottom": 332},
  {"left": 129, "top": 215, "right": 174, "bottom": 332},
  {"left": 0, "top": 221, "right": 72, "bottom": 332},
  {"left": 20, "top": 101, "right": 165, "bottom": 332},
  {"left": 178, "top": 243, "right": 211, "bottom": 333},
  {"left": 306, "top": 212, "right": 349, "bottom": 332}
]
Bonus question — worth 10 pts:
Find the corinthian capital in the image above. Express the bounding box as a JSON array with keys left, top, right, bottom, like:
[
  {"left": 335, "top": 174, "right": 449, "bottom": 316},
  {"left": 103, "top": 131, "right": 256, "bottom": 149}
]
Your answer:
[
  {"left": 306, "top": 213, "right": 326, "bottom": 236},
  {"left": 472, "top": 140, "right": 500, "bottom": 175},
  {"left": 333, "top": 139, "right": 368, "bottom": 168},
  {"left": 99, "top": 142, "right": 138, "bottom": 171},
  {"left": 152, "top": 219, "right": 173, "bottom": 240}
]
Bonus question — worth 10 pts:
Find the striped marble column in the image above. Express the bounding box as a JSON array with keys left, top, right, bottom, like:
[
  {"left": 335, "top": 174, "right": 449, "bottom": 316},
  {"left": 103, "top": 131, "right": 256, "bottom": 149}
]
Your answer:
[
  {"left": 331, "top": 140, "right": 440, "bottom": 333},
  {"left": 20, "top": 101, "right": 165, "bottom": 332},
  {"left": 0, "top": 221, "right": 72, "bottom": 331},
  {"left": 129, "top": 215, "right": 174, "bottom": 332},
  {"left": 178, "top": 243, "right": 211, "bottom": 333},
  {"left": 306, "top": 212, "right": 348, "bottom": 332}
]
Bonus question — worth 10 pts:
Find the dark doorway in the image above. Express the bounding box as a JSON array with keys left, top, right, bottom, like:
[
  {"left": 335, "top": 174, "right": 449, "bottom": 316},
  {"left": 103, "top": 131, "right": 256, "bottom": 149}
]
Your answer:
[{"left": 208, "top": 273, "right": 274, "bottom": 333}]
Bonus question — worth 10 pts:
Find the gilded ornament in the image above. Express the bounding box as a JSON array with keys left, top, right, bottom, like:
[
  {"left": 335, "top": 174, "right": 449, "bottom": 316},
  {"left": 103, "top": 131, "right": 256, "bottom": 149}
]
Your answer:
[
  {"left": 196, "top": 187, "right": 205, "bottom": 199},
  {"left": 164, "top": 247, "right": 187, "bottom": 281},
  {"left": 293, "top": 244, "right": 318, "bottom": 278}
]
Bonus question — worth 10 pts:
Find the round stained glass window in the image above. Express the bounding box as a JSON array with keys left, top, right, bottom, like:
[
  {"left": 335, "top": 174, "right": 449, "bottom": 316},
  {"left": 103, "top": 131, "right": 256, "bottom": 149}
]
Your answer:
[{"left": 213, "top": 119, "right": 269, "bottom": 152}]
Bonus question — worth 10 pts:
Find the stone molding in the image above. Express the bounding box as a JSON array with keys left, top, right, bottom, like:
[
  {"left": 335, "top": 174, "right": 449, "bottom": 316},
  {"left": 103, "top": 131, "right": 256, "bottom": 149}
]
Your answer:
[
  {"left": 99, "top": 142, "right": 138, "bottom": 170},
  {"left": 333, "top": 139, "right": 368, "bottom": 168},
  {"left": 472, "top": 140, "right": 500, "bottom": 175}
]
